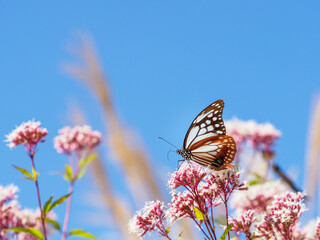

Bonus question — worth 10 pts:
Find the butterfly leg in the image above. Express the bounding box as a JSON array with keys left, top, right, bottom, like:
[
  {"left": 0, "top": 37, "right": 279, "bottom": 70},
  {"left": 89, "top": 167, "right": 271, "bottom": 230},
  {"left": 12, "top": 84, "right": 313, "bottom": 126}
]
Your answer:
[{"left": 177, "top": 159, "right": 186, "bottom": 170}]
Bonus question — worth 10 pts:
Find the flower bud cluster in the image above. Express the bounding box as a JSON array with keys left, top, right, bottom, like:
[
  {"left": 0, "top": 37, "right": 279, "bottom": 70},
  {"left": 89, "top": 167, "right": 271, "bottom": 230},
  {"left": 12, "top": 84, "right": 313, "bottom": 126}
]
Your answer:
[
  {"left": 54, "top": 125, "right": 101, "bottom": 154},
  {"left": 257, "top": 192, "right": 306, "bottom": 239},
  {"left": 128, "top": 201, "right": 168, "bottom": 238},
  {"left": 229, "top": 209, "right": 256, "bottom": 239},
  {"left": 225, "top": 118, "right": 281, "bottom": 158},
  {"left": 5, "top": 120, "right": 48, "bottom": 151},
  {"left": 0, "top": 184, "right": 55, "bottom": 240}
]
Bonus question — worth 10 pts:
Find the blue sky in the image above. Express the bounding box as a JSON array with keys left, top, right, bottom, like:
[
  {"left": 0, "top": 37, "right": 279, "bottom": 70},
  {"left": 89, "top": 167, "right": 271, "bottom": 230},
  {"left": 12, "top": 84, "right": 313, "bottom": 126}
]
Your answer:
[{"left": 1, "top": 1, "right": 320, "bottom": 239}]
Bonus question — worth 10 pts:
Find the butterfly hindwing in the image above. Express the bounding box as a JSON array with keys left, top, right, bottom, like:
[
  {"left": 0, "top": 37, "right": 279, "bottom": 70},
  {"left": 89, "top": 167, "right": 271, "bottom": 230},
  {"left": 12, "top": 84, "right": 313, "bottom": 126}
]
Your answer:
[
  {"left": 183, "top": 99, "right": 226, "bottom": 149},
  {"left": 189, "top": 135, "right": 236, "bottom": 170}
]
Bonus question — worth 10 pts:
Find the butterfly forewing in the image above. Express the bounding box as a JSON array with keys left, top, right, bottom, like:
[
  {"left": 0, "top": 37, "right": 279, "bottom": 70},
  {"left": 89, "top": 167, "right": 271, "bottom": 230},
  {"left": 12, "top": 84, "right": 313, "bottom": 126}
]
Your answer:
[{"left": 183, "top": 99, "right": 226, "bottom": 150}]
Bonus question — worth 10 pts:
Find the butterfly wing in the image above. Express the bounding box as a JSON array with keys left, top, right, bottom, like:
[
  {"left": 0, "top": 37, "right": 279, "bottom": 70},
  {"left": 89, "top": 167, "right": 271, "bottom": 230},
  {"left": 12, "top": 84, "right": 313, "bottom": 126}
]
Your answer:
[
  {"left": 183, "top": 99, "right": 226, "bottom": 150},
  {"left": 189, "top": 135, "right": 236, "bottom": 170}
]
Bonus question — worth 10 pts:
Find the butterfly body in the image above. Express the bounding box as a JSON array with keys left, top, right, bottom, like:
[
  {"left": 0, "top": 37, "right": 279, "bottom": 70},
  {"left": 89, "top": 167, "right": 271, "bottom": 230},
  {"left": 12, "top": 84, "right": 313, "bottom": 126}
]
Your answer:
[{"left": 177, "top": 99, "right": 236, "bottom": 170}]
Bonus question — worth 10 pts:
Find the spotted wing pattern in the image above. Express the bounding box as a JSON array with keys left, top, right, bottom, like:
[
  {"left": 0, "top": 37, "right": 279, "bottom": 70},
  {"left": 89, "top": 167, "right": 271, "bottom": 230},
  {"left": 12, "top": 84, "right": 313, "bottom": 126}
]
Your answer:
[
  {"left": 179, "top": 99, "right": 236, "bottom": 171},
  {"left": 183, "top": 99, "right": 226, "bottom": 149}
]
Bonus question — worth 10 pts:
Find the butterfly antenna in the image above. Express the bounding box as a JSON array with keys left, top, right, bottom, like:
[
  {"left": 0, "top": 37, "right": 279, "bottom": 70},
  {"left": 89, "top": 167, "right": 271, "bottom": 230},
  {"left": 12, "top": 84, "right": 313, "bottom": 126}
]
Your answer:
[
  {"left": 158, "top": 137, "right": 179, "bottom": 150},
  {"left": 167, "top": 149, "right": 175, "bottom": 161}
]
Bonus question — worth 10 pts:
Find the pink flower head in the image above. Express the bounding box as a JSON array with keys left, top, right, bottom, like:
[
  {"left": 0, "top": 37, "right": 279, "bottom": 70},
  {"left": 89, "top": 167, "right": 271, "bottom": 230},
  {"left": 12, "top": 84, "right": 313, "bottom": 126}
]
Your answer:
[
  {"left": 230, "top": 181, "right": 287, "bottom": 213},
  {"left": 0, "top": 184, "right": 56, "bottom": 240},
  {"left": 230, "top": 209, "right": 256, "bottom": 239},
  {"left": 225, "top": 119, "right": 281, "bottom": 158},
  {"left": 257, "top": 191, "right": 306, "bottom": 239},
  {"left": 0, "top": 184, "right": 19, "bottom": 204},
  {"left": 5, "top": 120, "right": 48, "bottom": 153},
  {"left": 205, "top": 168, "right": 247, "bottom": 203},
  {"left": 168, "top": 162, "right": 206, "bottom": 190},
  {"left": 167, "top": 190, "right": 200, "bottom": 224},
  {"left": 128, "top": 201, "right": 168, "bottom": 238},
  {"left": 54, "top": 125, "right": 101, "bottom": 154}
]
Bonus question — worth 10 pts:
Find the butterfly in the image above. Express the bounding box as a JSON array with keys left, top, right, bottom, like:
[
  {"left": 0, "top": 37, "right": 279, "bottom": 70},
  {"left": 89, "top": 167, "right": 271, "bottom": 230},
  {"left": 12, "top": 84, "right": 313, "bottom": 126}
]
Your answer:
[{"left": 176, "top": 99, "right": 236, "bottom": 170}]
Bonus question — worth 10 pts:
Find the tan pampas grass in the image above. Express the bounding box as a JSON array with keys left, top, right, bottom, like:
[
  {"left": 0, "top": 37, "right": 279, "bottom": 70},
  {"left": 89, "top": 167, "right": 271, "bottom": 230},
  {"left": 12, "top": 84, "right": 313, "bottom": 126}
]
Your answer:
[
  {"left": 64, "top": 35, "right": 162, "bottom": 203},
  {"left": 68, "top": 108, "right": 135, "bottom": 239},
  {"left": 305, "top": 95, "right": 320, "bottom": 207},
  {"left": 64, "top": 34, "right": 197, "bottom": 240}
]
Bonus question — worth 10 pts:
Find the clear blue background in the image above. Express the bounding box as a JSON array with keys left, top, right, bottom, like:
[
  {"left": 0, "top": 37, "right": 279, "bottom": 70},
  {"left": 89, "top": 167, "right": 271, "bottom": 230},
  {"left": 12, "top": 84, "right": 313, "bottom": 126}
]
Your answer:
[{"left": 1, "top": 1, "right": 319, "bottom": 239}]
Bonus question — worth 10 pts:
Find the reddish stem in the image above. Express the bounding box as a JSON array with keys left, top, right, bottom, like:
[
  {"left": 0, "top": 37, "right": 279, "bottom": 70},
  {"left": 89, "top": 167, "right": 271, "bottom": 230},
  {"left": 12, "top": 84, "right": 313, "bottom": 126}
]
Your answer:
[
  {"left": 30, "top": 153, "right": 48, "bottom": 240},
  {"left": 223, "top": 197, "right": 230, "bottom": 240},
  {"left": 191, "top": 216, "right": 211, "bottom": 240}
]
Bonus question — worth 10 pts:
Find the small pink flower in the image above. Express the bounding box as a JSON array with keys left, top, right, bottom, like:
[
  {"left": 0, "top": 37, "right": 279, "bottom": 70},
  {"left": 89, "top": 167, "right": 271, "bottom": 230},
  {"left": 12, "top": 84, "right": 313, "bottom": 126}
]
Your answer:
[
  {"left": 167, "top": 190, "right": 200, "bottom": 223},
  {"left": 230, "top": 181, "right": 287, "bottom": 213},
  {"left": 257, "top": 192, "right": 306, "bottom": 239},
  {"left": 168, "top": 162, "right": 206, "bottom": 190},
  {"left": 316, "top": 217, "right": 320, "bottom": 240},
  {"left": 5, "top": 120, "right": 48, "bottom": 152},
  {"left": 205, "top": 168, "right": 247, "bottom": 203},
  {"left": 225, "top": 119, "right": 280, "bottom": 158},
  {"left": 54, "top": 125, "right": 101, "bottom": 154},
  {"left": 0, "top": 184, "right": 55, "bottom": 240},
  {"left": 230, "top": 209, "right": 256, "bottom": 239},
  {"left": 0, "top": 184, "right": 18, "bottom": 204},
  {"left": 128, "top": 201, "right": 169, "bottom": 238}
]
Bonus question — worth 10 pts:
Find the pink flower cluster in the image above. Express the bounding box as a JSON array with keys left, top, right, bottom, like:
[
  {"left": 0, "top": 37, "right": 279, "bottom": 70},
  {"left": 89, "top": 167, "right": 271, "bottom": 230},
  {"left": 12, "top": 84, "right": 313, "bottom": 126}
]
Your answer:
[
  {"left": 168, "top": 163, "right": 206, "bottom": 190},
  {"left": 0, "top": 184, "right": 55, "bottom": 240},
  {"left": 257, "top": 192, "right": 306, "bottom": 239},
  {"left": 231, "top": 181, "right": 287, "bottom": 213},
  {"left": 204, "top": 168, "right": 247, "bottom": 203},
  {"left": 5, "top": 120, "right": 48, "bottom": 152},
  {"left": 167, "top": 164, "right": 246, "bottom": 224},
  {"left": 130, "top": 163, "right": 246, "bottom": 240},
  {"left": 54, "top": 125, "right": 101, "bottom": 154},
  {"left": 128, "top": 201, "right": 170, "bottom": 239},
  {"left": 229, "top": 209, "right": 256, "bottom": 239},
  {"left": 225, "top": 118, "right": 281, "bottom": 158}
]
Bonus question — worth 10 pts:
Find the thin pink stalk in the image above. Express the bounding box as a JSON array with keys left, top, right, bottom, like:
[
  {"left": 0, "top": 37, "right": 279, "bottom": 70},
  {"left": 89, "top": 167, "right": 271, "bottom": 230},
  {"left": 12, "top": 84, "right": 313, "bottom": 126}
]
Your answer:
[
  {"left": 30, "top": 152, "right": 48, "bottom": 240},
  {"left": 62, "top": 151, "right": 80, "bottom": 240},
  {"left": 62, "top": 182, "right": 74, "bottom": 240}
]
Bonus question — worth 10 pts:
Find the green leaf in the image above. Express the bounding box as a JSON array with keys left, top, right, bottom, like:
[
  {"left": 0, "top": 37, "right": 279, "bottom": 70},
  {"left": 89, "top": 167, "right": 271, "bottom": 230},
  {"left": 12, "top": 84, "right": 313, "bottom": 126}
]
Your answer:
[
  {"left": 13, "top": 165, "right": 33, "bottom": 180},
  {"left": 32, "top": 167, "right": 38, "bottom": 181},
  {"left": 22, "top": 176, "right": 34, "bottom": 181},
  {"left": 219, "top": 224, "right": 233, "bottom": 240},
  {"left": 247, "top": 180, "right": 260, "bottom": 186},
  {"left": 165, "top": 227, "right": 170, "bottom": 234},
  {"left": 48, "top": 193, "right": 72, "bottom": 212},
  {"left": 63, "top": 164, "right": 73, "bottom": 181},
  {"left": 43, "top": 195, "right": 53, "bottom": 217},
  {"left": 193, "top": 207, "right": 205, "bottom": 221},
  {"left": 77, "top": 154, "right": 97, "bottom": 180},
  {"left": 76, "top": 167, "right": 87, "bottom": 180},
  {"left": 28, "top": 228, "right": 44, "bottom": 240},
  {"left": 68, "top": 229, "right": 97, "bottom": 239},
  {"left": 4, "top": 227, "right": 44, "bottom": 240},
  {"left": 3, "top": 227, "right": 27, "bottom": 233},
  {"left": 79, "top": 153, "right": 97, "bottom": 168},
  {"left": 45, "top": 218, "right": 61, "bottom": 231}
]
